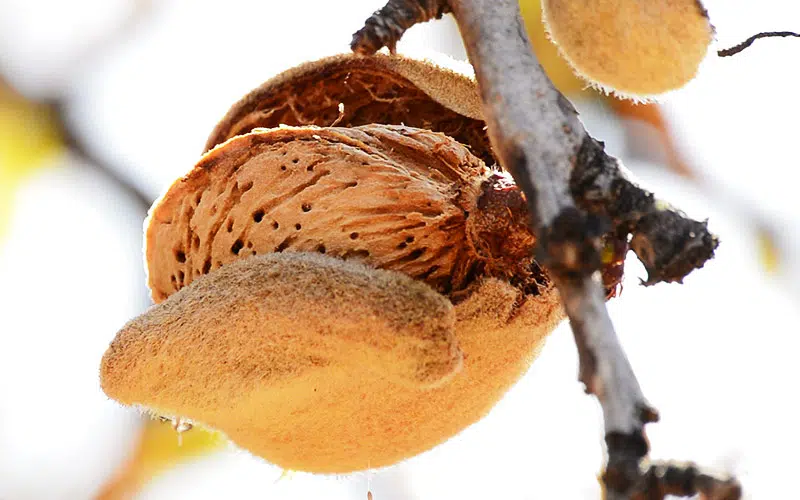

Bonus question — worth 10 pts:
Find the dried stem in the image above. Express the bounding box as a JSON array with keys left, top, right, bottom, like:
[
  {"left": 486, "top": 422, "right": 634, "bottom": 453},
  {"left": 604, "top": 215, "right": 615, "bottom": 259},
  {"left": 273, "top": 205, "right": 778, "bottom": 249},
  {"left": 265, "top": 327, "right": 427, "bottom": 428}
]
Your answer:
[
  {"left": 49, "top": 98, "right": 153, "bottom": 214},
  {"left": 351, "top": 0, "right": 451, "bottom": 54},
  {"left": 352, "top": 1, "right": 737, "bottom": 499},
  {"left": 572, "top": 136, "right": 718, "bottom": 285},
  {"left": 718, "top": 31, "right": 800, "bottom": 57}
]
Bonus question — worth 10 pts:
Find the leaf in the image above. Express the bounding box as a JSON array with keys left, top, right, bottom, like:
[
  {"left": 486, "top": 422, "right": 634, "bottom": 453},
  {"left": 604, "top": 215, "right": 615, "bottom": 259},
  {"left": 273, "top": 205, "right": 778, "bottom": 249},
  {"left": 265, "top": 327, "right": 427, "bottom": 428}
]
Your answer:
[
  {"left": 519, "top": 0, "right": 587, "bottom": 96},
  {"left": 95, "top": 418, "right": 227, "bottom": 500},
  {"left": 0, "top": 83, "right": 64, "bottom": 241}
]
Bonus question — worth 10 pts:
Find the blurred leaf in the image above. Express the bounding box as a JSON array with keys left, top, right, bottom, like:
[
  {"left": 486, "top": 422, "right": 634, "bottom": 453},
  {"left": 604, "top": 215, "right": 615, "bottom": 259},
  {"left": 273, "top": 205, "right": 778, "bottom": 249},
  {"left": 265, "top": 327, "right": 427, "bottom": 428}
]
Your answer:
[
  {"left": 519, "top": 0, "right": 588, "bottom": 96},
  {"left": 756, "top": 226, "right": 782, "bottom": 275},
  {"left": 276, "top": 468, "right": 296, "bottom": 483},
  {"left": 96, "top": 418, "right": 227, "bottom": 500},
  {"left": 0, "top": 82, "right": 64, "bottom": 240},
  {"left": 607, "top": 98, "right": 698, "bottom": 180}
]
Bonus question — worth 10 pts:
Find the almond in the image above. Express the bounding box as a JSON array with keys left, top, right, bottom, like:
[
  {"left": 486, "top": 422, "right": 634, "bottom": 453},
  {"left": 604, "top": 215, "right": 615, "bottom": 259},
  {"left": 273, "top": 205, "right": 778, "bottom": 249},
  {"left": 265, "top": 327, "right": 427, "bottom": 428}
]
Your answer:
[
  {"left": 542, "top": 0, "right": 713, "bottom": 98},
  {"left": 146, "top": 125, "right": 494, "bottom": 302},
  {"left": 101, "top": 252, "right": 563, "bottom": 472},
  {"left": 101, "top": 53, "right": 619, "bottom": 473}
]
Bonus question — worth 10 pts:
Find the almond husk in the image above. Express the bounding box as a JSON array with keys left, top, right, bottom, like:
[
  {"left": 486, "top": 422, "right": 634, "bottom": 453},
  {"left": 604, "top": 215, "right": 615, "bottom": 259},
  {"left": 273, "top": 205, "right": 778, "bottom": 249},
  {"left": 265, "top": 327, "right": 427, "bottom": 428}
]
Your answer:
[
  {"left": 101, "top": 252, "right": 562, "bottom": 473},
  {"left": 101, "top": 53, "right": 566, "bottom": 473},
  {"left": 205, "top": 52, "right": 494, "bottom": 165},
  {"left": 542, "top": 0, "right": 712, "bottom": 98}
]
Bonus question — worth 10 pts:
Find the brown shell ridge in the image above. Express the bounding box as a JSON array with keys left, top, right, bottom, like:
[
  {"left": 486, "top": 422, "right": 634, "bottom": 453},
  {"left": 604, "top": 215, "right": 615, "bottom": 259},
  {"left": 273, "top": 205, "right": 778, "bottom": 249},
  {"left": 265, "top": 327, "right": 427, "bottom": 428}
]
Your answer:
[
  {"left": 204, "top": 53, "right": 494, "bottom": 165},
  {"left": 147, "top": 125, "right": 493, "bottom": 301}
]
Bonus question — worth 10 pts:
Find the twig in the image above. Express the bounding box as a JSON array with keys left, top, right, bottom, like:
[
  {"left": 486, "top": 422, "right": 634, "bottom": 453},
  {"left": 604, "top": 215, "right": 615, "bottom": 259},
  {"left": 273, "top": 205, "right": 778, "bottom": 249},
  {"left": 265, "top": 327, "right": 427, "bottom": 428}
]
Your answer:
[
  {"left": 48, "top": 98, "right": 154, "bottom": 315},
  {"left": 718, "top": 31, "right": 800, "bottom": 57},
  {"left": 572, "top": 136, "right": 718, "bottom": 285},
  {"left": 352, "top": 0, "right": 451, "bottom": 54},
  {"left": 351, "top": 1, "right": 737, "bottom": 499},
  {"left": 48, "top": 98, "right": 153, "bottom": 214},
  {"left": 628, "top": 461, "right": 742, "bottom": 500}
]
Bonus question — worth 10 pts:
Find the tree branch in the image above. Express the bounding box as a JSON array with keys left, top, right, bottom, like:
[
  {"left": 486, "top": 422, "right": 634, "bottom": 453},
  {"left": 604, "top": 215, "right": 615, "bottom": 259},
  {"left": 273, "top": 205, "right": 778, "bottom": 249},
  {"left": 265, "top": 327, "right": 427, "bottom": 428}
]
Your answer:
[
  {"left": 351, "top": 0, "right": 451, "bottom": 54},
  {"left": 572, "top": 136, "right": 718, "bottom": 285},
  {"left": 351, "top": 1, "right": 737, "bottom": 499},
  {"left": 718, "top": 31, "right": 800, "bottom": 57},
  {"left": 49, "top": 98, "right": 153, "bottom": 214}
]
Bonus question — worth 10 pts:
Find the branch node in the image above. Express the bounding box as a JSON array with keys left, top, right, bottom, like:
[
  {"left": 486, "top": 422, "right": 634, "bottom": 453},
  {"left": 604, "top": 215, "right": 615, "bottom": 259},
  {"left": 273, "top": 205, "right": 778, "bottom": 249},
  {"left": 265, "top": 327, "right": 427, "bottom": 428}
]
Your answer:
[
  {"left": 571, "top": 135, "right": 719, "bottom": 285},
  {"left": 634, "top": 461, "right": 743, "bottom": 500},
  {"left": 539, "top": 207, "right": 607, "bottom": 278},
  {"left": 632, "top": 212, "right": 718, "bottom": 285},
  {"left": 351, "top": 0, "right": 450, "bottom": 55}
]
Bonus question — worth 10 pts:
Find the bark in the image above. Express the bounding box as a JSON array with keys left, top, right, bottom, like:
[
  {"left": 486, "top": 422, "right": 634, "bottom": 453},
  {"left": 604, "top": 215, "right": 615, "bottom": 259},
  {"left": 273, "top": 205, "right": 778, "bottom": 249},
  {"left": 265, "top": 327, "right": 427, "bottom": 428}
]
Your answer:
[{"left": 352, "top": 1, "right": 738, "bottom": 498}]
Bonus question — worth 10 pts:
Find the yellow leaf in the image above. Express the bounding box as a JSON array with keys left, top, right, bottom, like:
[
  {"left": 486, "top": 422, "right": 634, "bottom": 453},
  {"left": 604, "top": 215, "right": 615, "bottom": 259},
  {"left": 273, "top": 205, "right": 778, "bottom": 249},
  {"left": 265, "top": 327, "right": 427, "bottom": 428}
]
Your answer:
[
  {"left": 95, "top": 418, "right": 227, "bottom": 500},
  {"left": 757, "top": 227, "right": 781, "bottom": 275},
  {"left": 0, "top": 83, "right": 64, "bottom": 240},
  {"left": 519, "top": 0, "right": 588, "bottom": 96}
]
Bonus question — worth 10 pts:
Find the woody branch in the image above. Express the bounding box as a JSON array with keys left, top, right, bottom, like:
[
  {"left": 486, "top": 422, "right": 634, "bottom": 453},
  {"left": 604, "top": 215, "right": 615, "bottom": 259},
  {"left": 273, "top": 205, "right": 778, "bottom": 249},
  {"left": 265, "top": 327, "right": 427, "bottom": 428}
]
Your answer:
[{"left": 351, "top": 0, "right": 737, "bottom": 499}]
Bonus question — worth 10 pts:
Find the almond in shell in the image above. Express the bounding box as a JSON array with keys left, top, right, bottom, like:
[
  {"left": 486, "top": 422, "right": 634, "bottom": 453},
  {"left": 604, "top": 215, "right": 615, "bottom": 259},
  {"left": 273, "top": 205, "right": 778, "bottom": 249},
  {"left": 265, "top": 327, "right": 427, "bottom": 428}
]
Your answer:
[{"left": 100, "top": 54, "right": 619, "bottom": 473}]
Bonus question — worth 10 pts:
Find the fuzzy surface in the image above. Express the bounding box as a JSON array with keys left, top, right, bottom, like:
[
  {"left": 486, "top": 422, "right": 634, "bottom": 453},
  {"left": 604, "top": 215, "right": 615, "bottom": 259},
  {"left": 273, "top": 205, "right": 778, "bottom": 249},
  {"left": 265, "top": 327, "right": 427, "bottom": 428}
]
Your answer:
[
  {"left": 103, "top": 53, "right": 566, "bottom": 474},
  {"left": 101, "top": 252, "right": 563, "bottom": 473},
  {"left": 542, "top": 0, "right": 713, "bottom": 98}
]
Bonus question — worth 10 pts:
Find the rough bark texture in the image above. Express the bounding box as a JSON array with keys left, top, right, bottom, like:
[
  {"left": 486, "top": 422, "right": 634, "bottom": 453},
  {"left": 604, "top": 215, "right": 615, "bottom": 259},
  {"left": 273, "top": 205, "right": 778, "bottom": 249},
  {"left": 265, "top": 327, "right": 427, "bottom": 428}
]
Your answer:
[
  {"left": 572, "top": 136, "right": 719, "bottom": 285},
  {"left": 351, "top": 1, "right": 738, "bottom": 498}
]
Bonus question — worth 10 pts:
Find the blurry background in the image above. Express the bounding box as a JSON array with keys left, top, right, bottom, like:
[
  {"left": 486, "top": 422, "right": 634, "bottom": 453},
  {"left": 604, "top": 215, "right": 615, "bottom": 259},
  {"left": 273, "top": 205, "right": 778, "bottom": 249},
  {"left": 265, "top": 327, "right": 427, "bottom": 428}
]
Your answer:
[{"left": 1, "top": 0, "right": 798, "bottom": 498}]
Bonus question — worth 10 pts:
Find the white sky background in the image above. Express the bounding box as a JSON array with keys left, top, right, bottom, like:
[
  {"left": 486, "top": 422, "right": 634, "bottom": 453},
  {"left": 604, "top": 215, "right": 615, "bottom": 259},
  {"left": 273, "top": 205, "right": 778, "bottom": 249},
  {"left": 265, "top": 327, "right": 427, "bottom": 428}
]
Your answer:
[{"left": 0, "top": 0, "right": 799, "bottom": 498}]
